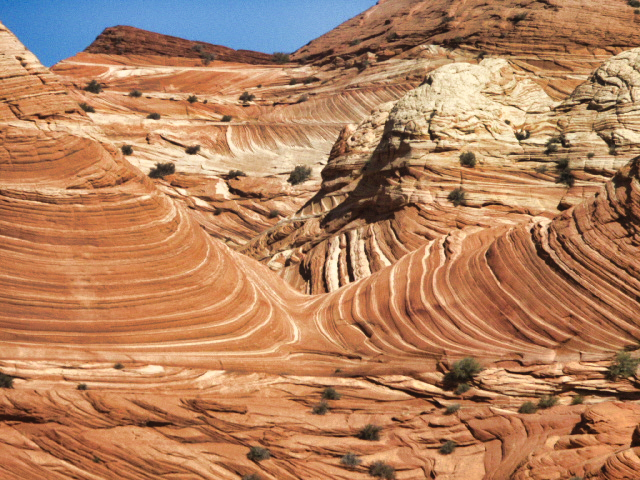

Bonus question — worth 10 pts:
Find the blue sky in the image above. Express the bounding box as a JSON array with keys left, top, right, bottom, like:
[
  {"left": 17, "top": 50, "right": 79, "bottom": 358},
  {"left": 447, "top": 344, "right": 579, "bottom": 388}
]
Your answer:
[{"left": 1, "top": 0, "right": 378, "bottom": 66}]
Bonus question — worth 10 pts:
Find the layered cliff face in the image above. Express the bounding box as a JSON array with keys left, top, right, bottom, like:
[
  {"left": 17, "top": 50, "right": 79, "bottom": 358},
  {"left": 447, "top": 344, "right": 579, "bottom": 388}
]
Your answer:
[
  {"left": 295, "top": 0, "right": 640, "bottom": 99},
  {"left": 2, "top": 9, "right": 640, "bottom": 480},
  {"left": 245, "top": 53, "right": 640, "bottom": 293}
]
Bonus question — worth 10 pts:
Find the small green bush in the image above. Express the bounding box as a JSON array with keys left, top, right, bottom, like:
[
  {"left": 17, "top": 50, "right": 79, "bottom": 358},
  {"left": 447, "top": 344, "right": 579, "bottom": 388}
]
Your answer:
[
  {"left": 519, "top": 401, "right": 538, "bottom": 414},
  {"left": 312, "top": 401, "right": 330, "bottom": 415},
  {"left": 387, "top": 32, "right": 399, "bottom": 42},
  {"left": 121, "top": 145, "right": 133, "bottom": 155},
  {"left": 77, "top": 383, "right": 88, "bottom": 391},
  {"left": 187, "top": 95, "right": 198, "bottom": 103},
  {"left": 368, "top": 461, "right": 395, "bottom": 479},
  {"left": 445, "top": 404, "right": 461, "bottom": 415},
  {"left": 322, "top": 387, "right": 341, "bottom": 400},
  {"left": 545, "top": 143, "right": 559, "bottom": 154},
  {"left": 587, "top": 152, "right": 595, "bottom": 159},
  {"left": 448, "top": 187, "right": 467, "bottom": 206},
  {"left": 568, "top": 476, "right": 584, "bottom": 480},
  {"left": 556, "top": 158, "right": 570, "bottom": 170},
  {"left": 114, "top": 362, "right": 125, "bottom": 370},
  {"left": 459, "top": 152, "right": 476, "bottom": 167},
  {"left": 607, "top": 351, "right": 640, "bottom": 380},
  {"left": 79, "top": 102, "right": 95, "bottom": 113},
  {"left": 201, "top": 52, "right": 215, "bottom": 65},
  {"left": 537, "top": 396, "right": 558, "bottom": 409},
  {"left": 444, "top": 357, "right": 483, "bottom": 386},
  {"left": 629, "top": 0, "right": 640, "bottom": 7},
  {"left": 146, "top": 112, "right": 161, "bottom": 120},
  {"left": 297, "top": 94, "right": 310, "bottom": 103},
  {"left": 358, "top": 424, "right": 382, "bottom": 441},
  {"left": 84, "top": 80, "right": 102, "bottom": 94},
  {"left": 535, "top": 165, "right": 547, "bottom": 174},
  {"left": 303, "top": 76, "right": 319, "bottom": 85},
  {"left": 340, "top": 452, "right": 362, "bottom": 468},
  {"left": 239, "top": 91, "right": 256, "bottom": 102},
  {"left": 557, "top": 169, "right": 575, "bottom": 187},
  {"left": 273, "top": 52, "right": 290, "bottom": 64},
  {"left": 439, "top": 440, "right": 457, "bottom": 455},
  {"left": 268, "top": 209, "right": 281, "bottom": 218},
  {"left": 510, "top": 12, "right": 528, "bottom": 23},
  {"left": 455, "top": 383, "right": 471, "bottom": 395},
  {"left": 350, "top": 39, "right": 362, "bottom": 46},
  {"left": 0, "top": 372, "right": 14, "bottom": 389},
  {"left": 515, "top": 129, "right": 531, "bottom": 141},
  {"left": 129, "top": 89, "right": 142, "bottom": 98},
  {"left": 149, "top": 162, "right": 175, "bottom": 178},
  {"left": 288, "top": 165, "right": 312, "bottom": 185},
  {"left": 571, "top": 395, "right": 585, "bottom": 405},
  {"left": 221, "top": 115, "right": 233, "bottom": 122},
  {"left": 185, "top": 145, "right": 201, "bottom": 155},
  {"left": 191, "top": 44, "right": 204, "bottom": 53},
  {"left": 289, "top": 78, "right": 298, "bottom": 86},
  {"left": 247, "top": 446, "right": 270, "bottom": 462},
  {"left": 228, "top": 170, "right": 246, "bottom": 179}
]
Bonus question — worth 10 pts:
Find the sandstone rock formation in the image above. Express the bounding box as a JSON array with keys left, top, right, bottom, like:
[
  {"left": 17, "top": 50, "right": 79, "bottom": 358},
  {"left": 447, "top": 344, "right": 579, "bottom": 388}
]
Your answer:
[
  {"left": 245, "top": 53, "right": 640, "bottom": 293},
  {"left": 1, "top": 5, "right": 640, "bottom": 479}
]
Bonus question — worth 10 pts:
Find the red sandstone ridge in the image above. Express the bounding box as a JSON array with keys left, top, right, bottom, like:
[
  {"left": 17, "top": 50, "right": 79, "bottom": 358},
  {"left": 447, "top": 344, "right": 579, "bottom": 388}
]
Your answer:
[{"left": 86, "top": 25, "right": 275, "bottom": 64}]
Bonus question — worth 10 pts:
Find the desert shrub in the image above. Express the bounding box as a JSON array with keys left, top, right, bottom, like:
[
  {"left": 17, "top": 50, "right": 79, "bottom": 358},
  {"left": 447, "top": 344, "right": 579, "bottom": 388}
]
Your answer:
[
  {"left": 0, "top": 372, "right": 14, "bottom": 389},
  {"left": 312, "top": 401, "right": 330, "bottom": 415},
  {"left": 79, "top": 102, "right": 95, "bottom": 113},
  {"left": 515, "top": 129, "right": 531, "bottom": 141},
  {"left": 322, "top": 387, "right": 341, "bottom": 400},
  {"left": 519, "top": 401, "right": 538, "bottom": 414},
  {"left": 569, "top": 476, "right": 584, "bottom": 480},
  {"left": 241, "top": 475, "right": 261, "bottom": 480},
  {"left": 289, "top": 78, "right": 298, "bottom": 86},
  {"left": 445, "top": 404, "right": 461, "bottom": 415},
  {"left": 587, "top": 152, "right": 595, "bottom": 159},
  {"left": 221, "top": 115, "right": 233, "bottom": 122},
  {"left": 609, "top": 145, "right": 617, "bottom": 155},
  {"left": 510, "top": 12, "right": 528, "bottom": 23},
  {"left": 77, "top": 383, "right": 88, "bottom": 391},
  {"left": 129, "top": 89, "right": 142, "bottom": 98},
  {"left": 537, "top": 396, "right": 559, "bottom": 409},
  {"left": 149, "top": 162, "right": 175, "bottom": 178},
  {"left": 557, "top": 169, "right": 575, "bottom": 187},
  {"left": 439, "top": 440, "right": 457, "bottom": 455},
  {"left": 357, "top": 59, "right": 371, "bottom": 72},
  {"left": 635, "top": 8, "right": 640, "bottom": 14},
  {"left": 239, "top": 91, "right": 256, "bottom": 102},
  {"left": 288, "top": 165, "right": 312, "bottom": 185},
  {"left": 545, "top": 143, "right": 559, "bottom": 154},
  {"left": 185, "top": 145, "right": 201, "bottom": 155},
  {"left": 444, "top": 357, "right": 483, "bottom": 386},
  {"left": 114, "top": 363, "right": 125, "bottom": 370},
  {"left": 247, "top": 446, "right": 270, "bottom": 462},
  {"left": 191, "top": 44, "right": 204, "bottom": 53},
  {"left": 455, "top": 383, "right": 471, "bottom": 395},
  {"left": 147, "top": 112, "right": 161, "bottom": 120},
  {"left": 629, "top": 0, "right": 640, "bottom": 6},
  {"left": 273, "top": 52, "right": 290, "bottom": 64},
  {"left": 121, "top": 145, "right": 133, "bottom": 155},
  {"left": 387, "top": 32, "right": 399, "bottom": 42},
  {"left": 571, "top": 395, "right": 585, "bottom": 405},
  {"left": 84, "top": 79, "right": 102, "bottom": 94},
  {"left": 607, "top": 351, "right": 640, "bottom": 380},
  {"left": 187, "top": 95, "right": 198, "bottom": 103},
  {"left": 303, "top": 76, "right": 319, "bottom": 85},
  {"left": 459, "top": 151, "right": 476, "bottom": 167},
  {"left": 92, "top": 455, "right": 102, "bottom": 463},
  {"left": 358, "top": 424, "right": 382, "bottom": 441},
  {"left": 350, "top": 39, "right": 362, "bottom": 46},
  {"left": 268, "top": 209, "right": 281, "bottom": 218},
  {"left": 447, "top": 36, "right": 464, "bottom": 48},
  {"left": 368, "top": 461, "right": 396, "bottom": 479},
  {"left": 297, "top": 94, "right": 309, "bottom": 103},
  {"left": 228, "top": 170, "right": 246, "bottom": 179},
  {"left": 556, "top": 158, "right": 570, "bottom": 170},
  {"left": 535, "top": 165, "right": 548, "bottom": 174},
  {"left": 201, "top": 52, "right": 215, "bottom": 65},
  {"left": 340, "top": 452, "right": 362, "bottom": 468},
  {"left": 448, "top": 187, "right": 467, "bottom": 207}
]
